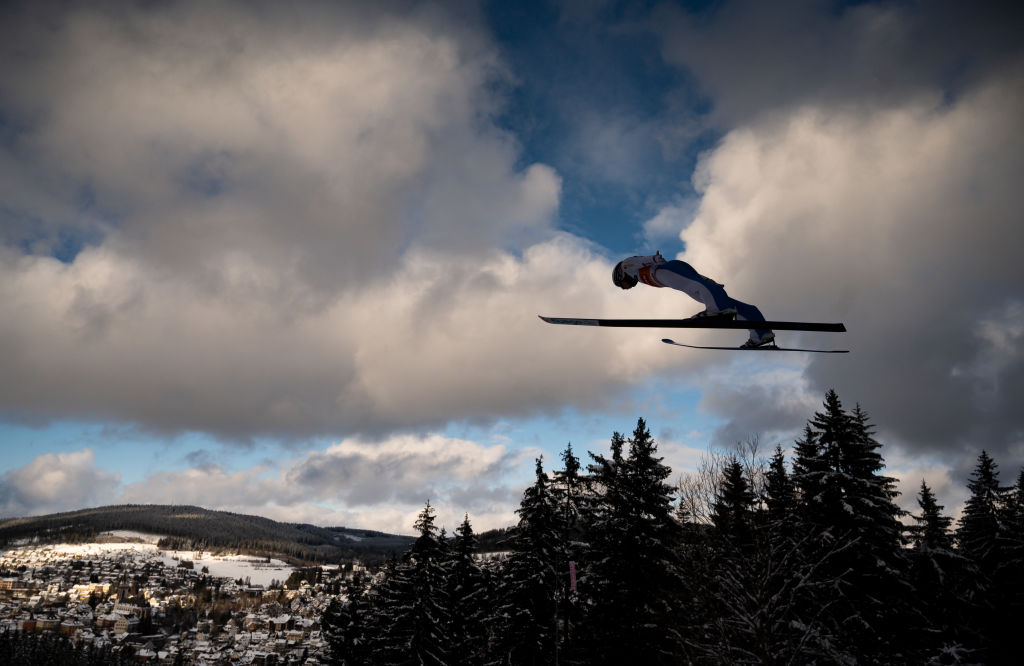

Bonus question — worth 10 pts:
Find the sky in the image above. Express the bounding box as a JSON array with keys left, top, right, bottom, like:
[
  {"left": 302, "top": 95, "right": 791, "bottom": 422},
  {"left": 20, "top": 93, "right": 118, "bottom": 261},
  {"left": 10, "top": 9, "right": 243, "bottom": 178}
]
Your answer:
[{"left": 1, "top": 0, "right": 1023, "bottom": 535}]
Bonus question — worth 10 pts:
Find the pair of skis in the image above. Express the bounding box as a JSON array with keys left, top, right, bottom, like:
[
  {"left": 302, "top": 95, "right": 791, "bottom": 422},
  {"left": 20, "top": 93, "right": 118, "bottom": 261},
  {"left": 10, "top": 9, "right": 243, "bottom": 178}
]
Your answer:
[{"left": 538, "top": 315, "right": 849, "bottom": 353}]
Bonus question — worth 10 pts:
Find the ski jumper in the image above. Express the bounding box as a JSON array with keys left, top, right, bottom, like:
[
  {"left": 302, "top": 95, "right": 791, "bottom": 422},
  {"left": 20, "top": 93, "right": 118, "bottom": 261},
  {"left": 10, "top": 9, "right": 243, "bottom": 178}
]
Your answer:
[{"left": 619, "top": 255, "right": 774, "bottom": 343}]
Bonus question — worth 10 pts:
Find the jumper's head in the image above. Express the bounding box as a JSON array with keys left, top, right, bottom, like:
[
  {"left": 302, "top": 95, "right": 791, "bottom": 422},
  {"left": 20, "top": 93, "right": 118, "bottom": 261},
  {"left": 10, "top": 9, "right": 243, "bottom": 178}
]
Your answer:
[{"left": 612, "top": 261, "right": 637, "bottom": 289}]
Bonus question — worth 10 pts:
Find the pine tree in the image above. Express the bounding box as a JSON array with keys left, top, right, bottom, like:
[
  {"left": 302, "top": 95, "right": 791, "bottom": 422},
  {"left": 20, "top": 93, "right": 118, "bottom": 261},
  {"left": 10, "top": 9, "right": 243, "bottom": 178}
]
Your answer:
[
  {"left": 710, "top": 456, "right": 757, "bottom": 549},
  {"left": 979, "top": 461, "right": 1024, "bottom": 665},
  {"left": 580, "top": 419, "right": 683, "bottom": 665},
  {"left": 791, "top": 423, "right": 828, "bottom": 530},
  {"left": 790, "top": 392, "right": 913, "bottom": 662},
  {"left": 407, "top": 501, "right": 451, "bottom": 664},
  {"left": 578, "top": 429, "right": 628, "bottom": 663},
  {"left": 910, "top": 480, "right": 953, "bottom": 551},
  {"left": 954, "top": 450, "right": 1011, "bottom": 663},
  {"left": 1002, "top": 470, "right": 1024, "bottom": 572},
  {"left": 322, "top": 572, "right": 371, "bottom": 665},
  {"left": 905, "top": 479, "right": 981, "bottom": 661},
  {"left": 360, "top": 555, "right": 402, "bottom": 662},
  {"left": 550, "top": 443, "right": 584, "bottom": 658},
  {"left": 366, "top": 502, "right": 451, "bottom": 665},
  {"left": 763, "top": 445, "right": 796, "bottom": 531},
  {"left": 999, "top": 469, "right": 1024, "bottom": 643},
  {"left": 492, "top": 457, "right": 561, "bottom": 665},
  {"left": 844, "top": 403, "right": 906, "bottom": 546},
  {"left": 622, "top": 418, "right": 685, "bottom": 662},
  {"left": 551, "top": 443, "right": 584, "bottom": 538},
  {"left": 445, "top": 514, "right": 489, "bottom": 665},
  {"left": 956, "top": 450, "right": 1007, "bottom": 569}
]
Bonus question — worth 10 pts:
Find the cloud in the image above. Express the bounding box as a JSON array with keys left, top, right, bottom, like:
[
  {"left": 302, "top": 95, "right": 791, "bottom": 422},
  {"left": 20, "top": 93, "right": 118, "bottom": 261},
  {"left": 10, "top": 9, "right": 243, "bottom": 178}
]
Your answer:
[
  {"left": 885, "top": 451, "right": 968, "bottom": 525},
  {"left": 285, "top": 434, "right": 524, "bottom": 506},
  {"left": 642, "top": 199, "right": 698, "bottom": 247},
  {"left": 0, "top": 2, "right": 731, "bottom": 440},
  {"left": 697, "top": 367, "right": 821, "bottom": 449},
  {"left": 0, "top": 1, "right": 553, "bottom": 293},
  {"left": 116, "top": 433, "right": 533, "bottom": 533},
  {"left": 5, "top": 0, "right": 1019, "bottom": 493},
  {"left": 0, "top": 449, "right": 119, "bottom": 516},
  {"left": 651, "top": 0, "right": 1024, "bottom": 128},
  {"left": 0, "top": 233, "right": 715, "bottom": 439},
  {"left": 670, "top": 72, "right": 1024, "bottom": 466},
  {"left": 0, "top": 434, "right": 527, "bottom": 532}
]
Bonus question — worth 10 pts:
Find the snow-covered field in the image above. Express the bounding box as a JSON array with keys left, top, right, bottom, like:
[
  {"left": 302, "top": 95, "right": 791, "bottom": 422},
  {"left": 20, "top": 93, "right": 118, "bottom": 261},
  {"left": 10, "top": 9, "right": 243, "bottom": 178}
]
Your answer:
[
  {"left": 2, "top": 535, "right": 295, "bottom": 587},
  {"left": 158, "top": 552, "right": 293, "bottom": 586},
  {"left": 8, "top": 542, "right": 162, "bottom": 558},
  {"left": 100, "top": 530, "right": 163, "bottom": 544}
]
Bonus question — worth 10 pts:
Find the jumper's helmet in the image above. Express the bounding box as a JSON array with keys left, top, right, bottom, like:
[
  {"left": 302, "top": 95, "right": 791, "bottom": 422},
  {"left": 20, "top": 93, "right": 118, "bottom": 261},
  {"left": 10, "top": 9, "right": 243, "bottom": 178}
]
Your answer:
[{"left": 612, "top": 261, "right": 638, "bottom": 289}]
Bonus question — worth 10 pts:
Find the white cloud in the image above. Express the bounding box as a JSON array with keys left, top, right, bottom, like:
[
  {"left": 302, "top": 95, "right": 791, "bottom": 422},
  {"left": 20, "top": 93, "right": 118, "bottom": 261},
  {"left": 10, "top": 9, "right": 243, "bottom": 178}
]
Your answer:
[
  {"left": 883, "top": 446, "right": 969, "bottom": 525},
  {"left": 285, "top": 434, "right": 525, "bottom": 505},
  {"left": 0, "top": 232, "right": 714, "bottom": 439},
  {"left": 115, "top": 432, "right": 534, "bottom": 533},
  {"left": 657, "top": 439, "right": 715, "bottom": 481},
  {"left": 0, "top": 449, "right": 119, "bottom": 516},
  {"left": 642, "top": 199, "right": 698, "bottom": 247}
]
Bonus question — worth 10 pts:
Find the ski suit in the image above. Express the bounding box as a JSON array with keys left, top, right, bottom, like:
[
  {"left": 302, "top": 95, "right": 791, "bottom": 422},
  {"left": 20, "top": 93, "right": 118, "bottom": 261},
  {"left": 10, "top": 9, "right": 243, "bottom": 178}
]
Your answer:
[{"left": 618, "top": 255, "right": 774, "bottom": 343}]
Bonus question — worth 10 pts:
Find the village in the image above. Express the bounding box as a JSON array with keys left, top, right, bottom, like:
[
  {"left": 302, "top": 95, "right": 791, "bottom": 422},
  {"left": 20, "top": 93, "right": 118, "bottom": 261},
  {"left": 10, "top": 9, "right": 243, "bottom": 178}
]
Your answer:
[{"left": 0, "top": 535, "right": 361, "bottom": 664}]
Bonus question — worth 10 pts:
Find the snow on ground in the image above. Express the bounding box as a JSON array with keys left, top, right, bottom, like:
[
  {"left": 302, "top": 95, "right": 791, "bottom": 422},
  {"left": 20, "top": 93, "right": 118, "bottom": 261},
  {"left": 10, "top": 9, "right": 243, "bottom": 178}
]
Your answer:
[
  {"left": 21, "top": 542, "right": 163, "bottom": 557},
  {"left": 100, "top": 530, "right": 164, "bottom": 544},
  {"left": 2, "top": 540, "right": 295, "bottom": 587},
  {"left": 158, "top": 552, "right": 293, "bottom": 587}
]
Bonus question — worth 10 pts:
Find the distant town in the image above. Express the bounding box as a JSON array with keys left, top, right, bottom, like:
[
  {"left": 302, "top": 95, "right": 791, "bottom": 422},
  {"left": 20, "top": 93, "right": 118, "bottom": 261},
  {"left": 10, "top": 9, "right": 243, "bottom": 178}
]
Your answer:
[{"left": 1, "top": 533, "right": 358, "bottom": 664}]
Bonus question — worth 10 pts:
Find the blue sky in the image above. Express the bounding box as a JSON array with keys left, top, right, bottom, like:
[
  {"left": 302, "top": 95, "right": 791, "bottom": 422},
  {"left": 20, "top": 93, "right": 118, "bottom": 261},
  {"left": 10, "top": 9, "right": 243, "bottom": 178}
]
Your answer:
[{"left": 2, "top": 0, "right": 1023, "bottom": 534}]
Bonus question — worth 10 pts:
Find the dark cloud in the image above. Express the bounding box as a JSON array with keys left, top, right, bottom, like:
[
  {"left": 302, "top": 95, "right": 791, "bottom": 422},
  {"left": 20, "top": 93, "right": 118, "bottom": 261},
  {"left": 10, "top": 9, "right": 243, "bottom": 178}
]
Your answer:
[
  {"left": 184, "top": 449, "right": 219, "bottom": 471},
  {"left": 652, "top": 0, "right": 1024, "bottom": 127},
  {"left": 699, "top": 377, "right": 818, "bottom": 448}
]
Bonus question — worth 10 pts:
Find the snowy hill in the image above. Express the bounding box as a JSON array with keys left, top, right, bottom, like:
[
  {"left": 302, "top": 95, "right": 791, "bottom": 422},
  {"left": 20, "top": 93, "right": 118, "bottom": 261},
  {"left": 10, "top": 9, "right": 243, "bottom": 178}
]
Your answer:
[{"left": 0, "top": 504, "right": 414, "bottom": 564}]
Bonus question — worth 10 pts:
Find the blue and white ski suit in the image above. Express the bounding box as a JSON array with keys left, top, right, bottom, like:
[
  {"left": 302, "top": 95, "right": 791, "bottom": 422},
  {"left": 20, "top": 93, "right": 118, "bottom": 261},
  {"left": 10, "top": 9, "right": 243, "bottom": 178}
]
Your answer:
[{"left": 619, "top": 255, "right": 774, "bottom": 343}]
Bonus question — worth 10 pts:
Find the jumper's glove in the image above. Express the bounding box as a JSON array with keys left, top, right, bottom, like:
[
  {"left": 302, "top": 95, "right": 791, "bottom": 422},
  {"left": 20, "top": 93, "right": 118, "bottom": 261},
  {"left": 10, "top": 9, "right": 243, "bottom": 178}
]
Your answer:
[{"left": 631, "top": 252, "right": 666, "bottom": 267}]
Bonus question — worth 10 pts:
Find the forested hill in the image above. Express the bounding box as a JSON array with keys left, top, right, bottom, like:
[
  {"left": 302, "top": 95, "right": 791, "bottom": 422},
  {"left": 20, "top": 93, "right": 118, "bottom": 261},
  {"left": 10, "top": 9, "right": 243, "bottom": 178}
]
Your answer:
[{"left": 0, "top": 504, "right": 415, "bottom": 564}]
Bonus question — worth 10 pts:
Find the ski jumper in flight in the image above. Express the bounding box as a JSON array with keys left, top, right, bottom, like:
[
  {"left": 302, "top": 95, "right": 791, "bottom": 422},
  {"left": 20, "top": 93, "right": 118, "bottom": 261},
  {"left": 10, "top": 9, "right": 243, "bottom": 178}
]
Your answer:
[{"left": 613, "top": 253, "right": 775, "bottom": 348}]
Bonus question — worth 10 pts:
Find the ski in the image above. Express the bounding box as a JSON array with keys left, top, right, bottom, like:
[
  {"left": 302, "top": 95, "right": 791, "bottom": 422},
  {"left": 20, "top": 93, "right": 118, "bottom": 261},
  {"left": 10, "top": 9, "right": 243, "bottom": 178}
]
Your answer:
[
  {"left": 539, "top": 315, "right": 846, "bottom": 333},
  {"left": 661, "top": 338, "right": 849, "bottom": 354}
]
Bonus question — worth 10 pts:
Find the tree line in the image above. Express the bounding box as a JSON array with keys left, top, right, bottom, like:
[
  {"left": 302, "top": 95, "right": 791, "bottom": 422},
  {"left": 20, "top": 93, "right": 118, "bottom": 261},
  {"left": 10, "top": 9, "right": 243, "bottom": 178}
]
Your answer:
[{"left": 322, "top": 390, "right": 1024, "bottom": 665}]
